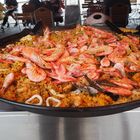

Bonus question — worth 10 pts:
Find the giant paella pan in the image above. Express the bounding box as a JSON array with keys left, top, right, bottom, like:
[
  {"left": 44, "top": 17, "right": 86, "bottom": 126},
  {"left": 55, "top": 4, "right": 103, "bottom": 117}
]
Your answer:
[{"left": 0, "top": 25, "right": 140, "bottom": 117}]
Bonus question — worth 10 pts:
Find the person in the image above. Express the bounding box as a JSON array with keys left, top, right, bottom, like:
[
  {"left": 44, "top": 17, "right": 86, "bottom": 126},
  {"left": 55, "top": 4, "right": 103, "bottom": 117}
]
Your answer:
[
  {"left": 45, "top": 0, "right": 61, "bottom": 16},
  {"left": 43, "top": 0, "right": 63, "bottom": 25},
  {"left": 104, "top": 0, "right": 131, "bottom": 27},
  {"left": 104, "top": 0, "right": 132, "bottom": 16},
  {"left": 21, "top": 0, "right": 42, "bottom": 26},
  {"left": 1, "top": 0, "right": 18, "bottom": 29},
  {"left": 28, "top": 0, "right": 42, "bottom": 10}
]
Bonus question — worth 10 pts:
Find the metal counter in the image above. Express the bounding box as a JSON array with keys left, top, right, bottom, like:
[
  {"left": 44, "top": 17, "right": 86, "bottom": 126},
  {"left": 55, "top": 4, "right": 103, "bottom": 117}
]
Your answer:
[{"left": 0, "top": 102, "right": 140, "bottom": 140}]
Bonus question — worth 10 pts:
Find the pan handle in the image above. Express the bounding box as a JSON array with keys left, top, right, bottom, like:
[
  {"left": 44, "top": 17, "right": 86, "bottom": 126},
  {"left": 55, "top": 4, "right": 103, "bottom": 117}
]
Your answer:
[
  {"left": 0, "top": 29, "right": 32, "bottom": 47},
  {"left": 0, "top": 22, "right": 43, "bottom": 47}
]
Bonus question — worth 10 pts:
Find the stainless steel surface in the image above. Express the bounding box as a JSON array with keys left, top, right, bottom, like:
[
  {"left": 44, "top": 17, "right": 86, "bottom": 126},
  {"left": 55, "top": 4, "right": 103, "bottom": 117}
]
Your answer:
[{"left": 0, "top": 102, "right": 140, "bottom": 140}]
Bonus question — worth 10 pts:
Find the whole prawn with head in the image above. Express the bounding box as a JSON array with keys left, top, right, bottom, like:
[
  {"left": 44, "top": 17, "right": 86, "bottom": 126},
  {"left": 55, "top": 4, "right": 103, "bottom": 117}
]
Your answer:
[
  {"left": 0, "top": 73, "right": 14, "bottom": 94},
  {"left": 11, "top": 45, "right": 51, "bottom": 69},
  {"left": 22, "top": 62, "right": 47, "bottom": 82}
]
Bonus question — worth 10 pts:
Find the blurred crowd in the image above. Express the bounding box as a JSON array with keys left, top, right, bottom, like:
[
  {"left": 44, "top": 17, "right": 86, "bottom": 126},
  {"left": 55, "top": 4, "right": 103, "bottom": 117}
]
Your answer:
[{"left": 0, "top": 0, "right": 64, "bottom": 30}]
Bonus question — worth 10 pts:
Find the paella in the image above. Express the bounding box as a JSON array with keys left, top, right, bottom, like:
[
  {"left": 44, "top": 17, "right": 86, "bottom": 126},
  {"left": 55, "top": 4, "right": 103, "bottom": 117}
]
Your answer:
[{"left": 0, "top": 25, "right": 140, "bottom": 108}]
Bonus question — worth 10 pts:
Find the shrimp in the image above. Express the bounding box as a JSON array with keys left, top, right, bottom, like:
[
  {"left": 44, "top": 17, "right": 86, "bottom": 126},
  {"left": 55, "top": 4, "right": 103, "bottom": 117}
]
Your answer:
[
  {"left": 67, "top": 63, "right": 83, "bottom": 77},
  {"left": 109, "top": 78, "right": 134, "bottom": 90},
  {"left": 1, "top": 73, "right": 14, "bottom": 94},
  {"left": 1, "top": 44, "right": 14, "bottom": 53},
  {"left": 3, "top": 54, "right": 28, "bottom": 63},
  {"left": 9, "top": 45, "right": 23, "bottom": 55},
  {"left": 0, "top": 55, "right": 11, "bottom": 64},
  {"left": 100, "top": 57, "right": 111, "bottom": 67},
  {"left": 43, "top": 27, "right": 50, "bottom": 41},
  {"left": 0, "top": 59, "right": 12, "bottom": 64},
  {"left": 128, "top": 52, "right": 140, "bottom": 66},
  {"left": 57, "top": 50, "right": 75, "bottom": 64},
  {"left": 102, "top": 86, "right": 133, "bottom": 96},
  {"left": 77, "top": 33, "right": 89, "bottom": 47},
  {"left": 0, "top": 53, "right": 12, "bottom": 63},
  {"left": 84, "top": 26, "right": 115, "bottom": 39},
  {"left": 25, "top": 62, "right": 47, "bottom": 82},
  {"left": 22, "top": 47, "right": 51, "bottom": 69},
  {"left": 42, "top": 44, "right": 65, "bottom": 62},
  {"left": 48, "top": 63, "right": 76, "bottom": 83},
  {"left": 114, "top": 63, "right": 126, "bottom": 77},
  {"left": 87, "top": 45, "right": 113, "bottom": 56},
  {"left": 108, "top": 42, "right": 128, "bottom": 64},
  {"left": 100, "top": 67, "right": 122, "bottom": 78},
  {"left": 9, "top": 45, "right": 51, "bottom": 69}
]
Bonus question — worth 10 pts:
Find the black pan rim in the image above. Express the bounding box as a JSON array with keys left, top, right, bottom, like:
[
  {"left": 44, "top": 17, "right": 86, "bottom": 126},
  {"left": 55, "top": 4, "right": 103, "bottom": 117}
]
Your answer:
[{"left": 0, "top": 97, "right": 140, "bottom": 112}]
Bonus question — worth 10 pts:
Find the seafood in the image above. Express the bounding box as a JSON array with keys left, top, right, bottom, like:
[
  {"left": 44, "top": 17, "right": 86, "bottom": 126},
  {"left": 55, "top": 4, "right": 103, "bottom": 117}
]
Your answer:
[
  {"left": 114, "top": 63, "right": 126, "bottom": 77},
  {"left": 3, "top": 54, "right": 28, "bottom": 63},
  {"left": 77, "top": 33, "right": 89, "bottom": 47},
  {"left": 47, "top": 85, "right": 65, "bottom": 98},
  {"left": 48, "top": 63, "right": 76, "bottom": 83},
  {"left": 10, "top": 45, "right": 51, "bottom": 69},
  {"left": 0, "top": 73, "right": 14, "bottom": 94},
  {"left": 102, "top": 86, "right": 133, "bottom": 96},
  {"left": 42, "top": 43, "right": 65, "bottom": 62},
  {"left": 0, "top": 58, "right": 12, "bottom": 64},
  {"left": 127, "top": 52, "right": 140, "bottom": 68},
  {"left": 0, "top": 25, "right": 140, "bottom": 108},
  {"left": 100, "top": 57, "right": 111, "bottom": 67},
  {"left": 0, "top": 53, "right": 12, "bottom": 63},
  {"left": 100, "top": 67, "right": 122, "bottom": 78},
  {"left": 67, "top": 63, "right": 83, "bottom": 77},
  {"left": 24, "top": 62, "right": 47, "bottom": 82},
  {"left": 46, "top": 97, "right": 61, "bottom": 107},
  {"left": 81, "top": 63, "right": 99, "bottom": 80},
  {"left": 25, "top": 94, "right": 43, "bottom": 105},
  {"left": 87, "top": 45, "right": 113, "bottom": 56},
  {"left": 109, "top": 78, "right": 134, "bottom": 90},
  {"left": 21, "top": 47, "right": 51, "bottom": 69}
]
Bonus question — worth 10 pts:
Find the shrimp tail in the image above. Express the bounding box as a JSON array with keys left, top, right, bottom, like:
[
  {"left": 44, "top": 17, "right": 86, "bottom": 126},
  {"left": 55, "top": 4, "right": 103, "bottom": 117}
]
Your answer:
[{"left": 0, "top": 87, "right": 6, "bottom": 94}]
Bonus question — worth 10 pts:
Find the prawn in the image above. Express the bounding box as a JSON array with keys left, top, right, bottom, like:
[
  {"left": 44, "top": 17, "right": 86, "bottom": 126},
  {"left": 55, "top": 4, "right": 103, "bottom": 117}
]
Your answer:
[
  {"left": 87, "top": 45, "right": 113, "bottom": 56},
  {"left": 22, "top": 47, "right": 51, "bottom": 69},
  {"left": 1, "top": 73, "right": 14, "bottom": 94},
  {"left": 48, "top": 63, "right": 76, "bottom": 83},
  {"left": 10, "top": 45, "right": 51, "bottom": 69},
  {"left": 3, "top": 54, "right": 28, "bottom": 63},
  {"left": 100, "top": 57, "right": 111, "bottom": 67},
  {"left": 102, "top": 86, "right": 133, "bottom": 96},
  {"left": 25, "top": 62, "right": 47, "bottom": 82},
  {"left": 0, "top": 53, "right": 12, "bottom": 64},
  {"left": 42, "top": 44, "right": 65, "bottom": 62}
]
